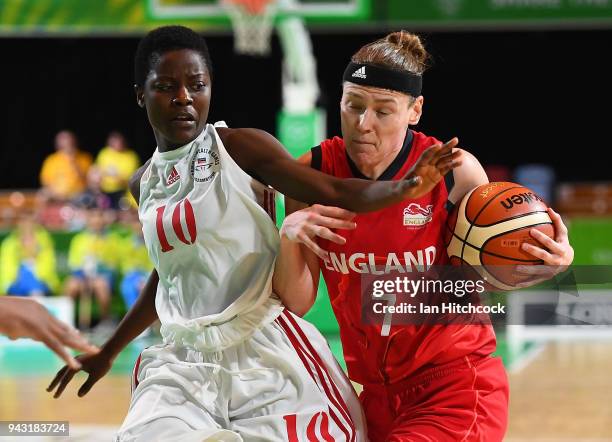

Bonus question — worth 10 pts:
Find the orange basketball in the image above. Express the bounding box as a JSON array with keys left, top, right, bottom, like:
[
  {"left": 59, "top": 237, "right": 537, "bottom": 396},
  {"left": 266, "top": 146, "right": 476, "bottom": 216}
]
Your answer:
[{"left": 445, "top": 181, "right": 555, "bottom": 291}]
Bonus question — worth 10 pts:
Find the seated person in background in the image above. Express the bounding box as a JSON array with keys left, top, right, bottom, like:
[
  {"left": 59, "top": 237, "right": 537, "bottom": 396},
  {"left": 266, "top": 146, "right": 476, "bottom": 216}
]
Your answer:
[
  {"left": 88, "top": 131, "right": 140, "bottom": 210},
  {"left": 0, "top": 211, "right": 59, "bottom": 296},
  {"left": 64, "top": 205, "right": 122, "bottom": 326},
  {"left": 119, "top": 210, "right": 153, "bottom": 310},
  {"left": 39, "top": 130, "right": 92, "bottom": 203}
]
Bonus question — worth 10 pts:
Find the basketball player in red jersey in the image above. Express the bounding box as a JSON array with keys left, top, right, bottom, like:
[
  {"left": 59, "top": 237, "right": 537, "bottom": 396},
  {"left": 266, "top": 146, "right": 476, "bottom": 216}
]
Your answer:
[{"left": 275, "top": 31, "right": 574, "bottom": 441}]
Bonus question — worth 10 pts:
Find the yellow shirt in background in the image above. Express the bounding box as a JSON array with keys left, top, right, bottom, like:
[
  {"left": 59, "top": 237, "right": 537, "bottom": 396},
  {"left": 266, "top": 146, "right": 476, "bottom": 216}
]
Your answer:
[
  {"left": 0, "top": 227, "right": 60, "bottom": 293},
  {"left": 40, "top": 151, "right": 92, "bottom": 199},
  {"left": 120, "top": 236, "right": 153, "bottom": 274},
  {"left": 67, "top": 230, "right": 122, "bottom": 272},
  {"left": 95, "top": 147, "right": 140, "bottom": 193}
]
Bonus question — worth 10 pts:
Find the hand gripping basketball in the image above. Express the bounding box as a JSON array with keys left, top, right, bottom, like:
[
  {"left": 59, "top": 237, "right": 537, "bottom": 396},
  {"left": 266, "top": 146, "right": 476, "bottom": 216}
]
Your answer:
[{"left": 446, "top": 181, "right": 574, "bottom": 290}]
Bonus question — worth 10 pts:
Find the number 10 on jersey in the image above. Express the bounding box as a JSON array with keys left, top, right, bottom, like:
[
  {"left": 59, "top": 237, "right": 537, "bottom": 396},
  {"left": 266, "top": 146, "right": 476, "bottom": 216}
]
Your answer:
[{"left": 155, "top": 199, "right": 197, "bottom": 252}]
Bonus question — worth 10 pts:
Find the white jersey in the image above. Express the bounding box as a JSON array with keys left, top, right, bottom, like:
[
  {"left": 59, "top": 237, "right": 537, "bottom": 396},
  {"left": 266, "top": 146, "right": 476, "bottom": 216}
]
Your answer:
[
  {"left": 123, "top": 124, "right": 367, "bottom": 442},
  {"left": 138, "top": 123, "right": 280, "bottom": 346}
]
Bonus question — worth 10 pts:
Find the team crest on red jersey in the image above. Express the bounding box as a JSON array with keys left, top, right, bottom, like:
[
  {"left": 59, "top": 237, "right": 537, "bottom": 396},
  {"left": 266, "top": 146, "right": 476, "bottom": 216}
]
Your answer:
[{"left": 403, "top": 203, "right": 433, "bottom": 227}]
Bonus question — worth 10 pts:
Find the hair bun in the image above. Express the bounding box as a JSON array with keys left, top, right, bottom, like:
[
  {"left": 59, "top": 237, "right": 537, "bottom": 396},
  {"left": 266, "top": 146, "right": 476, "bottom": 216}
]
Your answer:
[
  {"left": 385, "top": 31, "right": 429, "bottom": 69},
  {"left": 351, "top": 30, "right": 430, "bottom": 79}
]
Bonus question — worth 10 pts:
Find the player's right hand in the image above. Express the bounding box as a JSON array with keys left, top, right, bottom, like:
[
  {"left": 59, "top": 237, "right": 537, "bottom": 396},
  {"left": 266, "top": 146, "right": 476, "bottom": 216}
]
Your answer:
[
  {"left": 280, "top": 204, "right": 356, "bottom": 260},
  {"left": 0, "top": 297, "right": 98, "bottom": 370},
  {"left": 47, "top": 349, "right": 113, "bottom": 398}
]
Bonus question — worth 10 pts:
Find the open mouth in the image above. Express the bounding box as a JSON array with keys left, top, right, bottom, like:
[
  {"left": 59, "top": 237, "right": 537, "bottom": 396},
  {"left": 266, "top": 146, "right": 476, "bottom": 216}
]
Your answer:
[{"left": 172, "top": 113, "right": 196, "bottom": 122}]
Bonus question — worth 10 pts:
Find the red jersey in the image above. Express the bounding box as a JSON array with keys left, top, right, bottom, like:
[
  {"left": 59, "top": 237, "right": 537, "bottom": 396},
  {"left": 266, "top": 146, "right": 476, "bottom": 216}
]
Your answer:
[{"left": 313, "top": 130, "right": 497, "bottom": 386}]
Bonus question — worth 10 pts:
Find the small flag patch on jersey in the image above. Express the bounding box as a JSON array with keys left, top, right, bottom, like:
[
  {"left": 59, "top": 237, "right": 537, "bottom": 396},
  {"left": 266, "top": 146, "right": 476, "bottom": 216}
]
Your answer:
[
  {"left": 167, "top": 166, "right": 180, "bottom": 185},
  {"left": 352, "top": 66, "right": 367, "bottom": 79},
  {"left": 195, "top": 158, "right": 212, "bottom": 170}
]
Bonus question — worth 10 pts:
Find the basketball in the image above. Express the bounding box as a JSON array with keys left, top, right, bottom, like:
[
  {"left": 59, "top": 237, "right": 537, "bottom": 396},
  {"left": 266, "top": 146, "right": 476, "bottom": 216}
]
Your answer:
[{"left": 445, "top": 181, "right": 555, "bottom": 291}]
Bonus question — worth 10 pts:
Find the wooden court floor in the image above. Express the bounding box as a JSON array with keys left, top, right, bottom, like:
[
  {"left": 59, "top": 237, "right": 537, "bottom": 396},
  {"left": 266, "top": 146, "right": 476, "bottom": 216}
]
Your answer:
[
  {"left": 1, "top": 341, "right": 611, "bottom": 441},
  {"left": 506, "top": 341, "right": 612, "bottom": 441}
]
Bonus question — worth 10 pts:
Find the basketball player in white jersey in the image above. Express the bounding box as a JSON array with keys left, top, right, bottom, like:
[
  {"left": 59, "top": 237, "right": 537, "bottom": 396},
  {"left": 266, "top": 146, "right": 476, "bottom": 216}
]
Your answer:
[{"left": 47, "top": 26, "right": 460, "bottom": 441}]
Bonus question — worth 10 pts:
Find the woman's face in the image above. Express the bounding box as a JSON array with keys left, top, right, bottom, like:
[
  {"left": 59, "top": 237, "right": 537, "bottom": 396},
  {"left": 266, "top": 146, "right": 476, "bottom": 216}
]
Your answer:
[
  {"left": 136, "top": 49, "right": 211, "bottom": 151},
  {"left": 340, "top": 82, "right": 422, "bottom": 164}
]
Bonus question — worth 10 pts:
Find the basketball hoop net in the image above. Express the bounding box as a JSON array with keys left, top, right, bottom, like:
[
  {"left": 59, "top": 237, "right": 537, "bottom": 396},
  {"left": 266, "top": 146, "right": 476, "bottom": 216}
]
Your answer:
[{"left": 222, "top": 0, "right": 278, "bottom": 56}]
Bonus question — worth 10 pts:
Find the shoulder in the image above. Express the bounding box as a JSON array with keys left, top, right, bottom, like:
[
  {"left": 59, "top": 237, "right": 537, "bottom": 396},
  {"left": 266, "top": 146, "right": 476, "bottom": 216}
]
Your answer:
[
  {"left": 320, "top": 136, "right": 345, "bottom": 152},
  {"left": 293, "top": 137, "right": 346, "bottom": 169},
  {"left": 448, "top": 148, "right": 488, "bottom": 204},
  {"left": 107, "top": 230, "right": 125, "bottom": 244},
  {"left": 411, "top": 130, "right": 442, "bottom": 151},
  {"left": 128, "top": 158, "right": 152, "bottom": 205},
  {"left": 35, "top": 227, "right": 53, "bottom": 242},
  {"left": 457, "top": 149, "right": 484, "bottom": 169},
  {"left": 216, "top": 127, "right": 294, "bottom": 171},
  {"left": 1, "top": 233, "right": 15, "bottom": 246},
  {"left": 454, "top": 149, "right": 486, "bottom": 183},
  {"left": 94, "top": 148, "right": 108, "bottom": 162},
  {"left": 217, "top": 127, "right": 279, "bottom": 150},
  {"left": 78, "top": 150, "right": 93, "bottom": 163},
  {"left": 70, "top": 231, "right": 87, "bottom": 244},
  {"left": 312, "top": 136, "right": 346, "bottom": 173},
  {"left": 296, "top": 150, "right": 312, "bottom": 167},
  {"left": 42, "top": 152, "right": 59, "bottom": 164},
  {"left": 292, "top": 137, "right": 344, "bottom": 171},
  {"left": 121, "top": 149, "right": 140, "bottom": 166}
]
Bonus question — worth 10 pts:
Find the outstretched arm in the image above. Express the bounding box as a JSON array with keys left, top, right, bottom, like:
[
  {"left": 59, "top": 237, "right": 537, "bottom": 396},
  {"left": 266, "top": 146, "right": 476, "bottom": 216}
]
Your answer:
[
  {"left": 102, "top": 160, "right": 160, "bottom": 353},
  {"left": 47, "top": 162, "right": 160, "bottom": 398},
  {"left": 219, "top": 128, "right": 461, "bottom": 213}
]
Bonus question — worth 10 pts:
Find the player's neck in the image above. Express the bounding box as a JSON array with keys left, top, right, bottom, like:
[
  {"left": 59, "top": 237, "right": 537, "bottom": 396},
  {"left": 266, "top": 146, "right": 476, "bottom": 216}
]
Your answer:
[{"left": 347, "top": 146, "right": 402, "bottom": 180}]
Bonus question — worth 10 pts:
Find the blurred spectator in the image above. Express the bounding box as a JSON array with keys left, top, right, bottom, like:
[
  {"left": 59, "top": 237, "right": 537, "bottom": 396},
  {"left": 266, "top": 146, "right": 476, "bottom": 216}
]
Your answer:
[
  {"left": 514, "top": 163, "right": 556, "bottom": 205},
  {"left": 88, "top": 131, "right": 140, "bottom": 209},
  {"left": 39, "top": 130, "right": 92, "bottom": 203},
  {"left": 64, "top": 206, "right": 122, "bottom": 327},
  {"left": 119, "top": 210, "right": 153, "bottom": 310},
  {"left": 483, "top": 164, "right": 511, "bottom": 183},
  {"left": 0, "top": 211, "right": 60, "bottom": 296}
]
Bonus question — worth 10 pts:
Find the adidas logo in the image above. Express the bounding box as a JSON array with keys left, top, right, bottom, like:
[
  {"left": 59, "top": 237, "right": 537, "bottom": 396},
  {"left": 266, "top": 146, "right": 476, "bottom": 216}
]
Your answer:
[
  {"left": 166, "top": 166, "right": 180, "bottom": 185},
  {"left": 352, "top": 66, "right": 367, "bottom": 79}
]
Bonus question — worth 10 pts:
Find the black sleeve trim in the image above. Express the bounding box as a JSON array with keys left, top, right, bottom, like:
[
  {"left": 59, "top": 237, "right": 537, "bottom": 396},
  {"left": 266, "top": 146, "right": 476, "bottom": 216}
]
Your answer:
[
  {"left": 444, "top": 169, "right": 455, "bottom": 195},
  {"left": 310, "top": 145, "right": 322, "bottom": 171}
]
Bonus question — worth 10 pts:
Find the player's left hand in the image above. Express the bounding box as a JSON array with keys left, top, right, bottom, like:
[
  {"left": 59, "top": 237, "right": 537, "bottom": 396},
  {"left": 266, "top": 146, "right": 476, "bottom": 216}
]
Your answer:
[
  {"left": 47, "top": 349, "right": 113, "bottom": 398},
  {"left": 514, "top": 208, "right": 574, "bottom": 288},
  {"left": 280, "top": 204, "right": 357, "bottom": 260},
  {"left": 402, "top": 137, "right": 463, "bottom": 199}
]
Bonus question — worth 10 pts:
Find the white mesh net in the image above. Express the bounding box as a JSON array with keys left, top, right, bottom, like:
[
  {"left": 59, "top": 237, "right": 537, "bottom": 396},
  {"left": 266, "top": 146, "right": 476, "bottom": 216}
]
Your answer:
[{"left": 222, "top": 0, "right": 278, "bottom": 56}]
